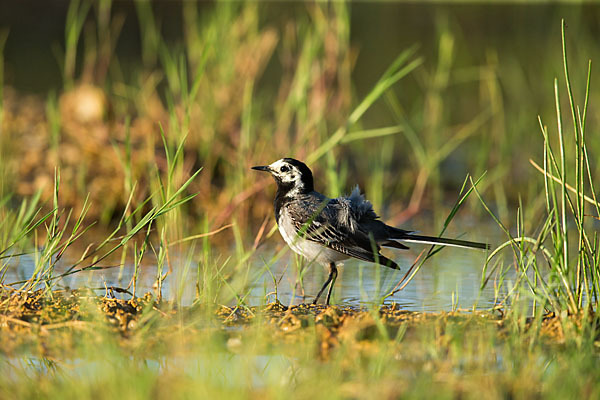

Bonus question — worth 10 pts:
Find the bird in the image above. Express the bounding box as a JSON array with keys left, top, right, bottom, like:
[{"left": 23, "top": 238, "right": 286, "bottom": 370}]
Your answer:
[{"left": 252, "top": 158, "right": 489, "bottom": 305}]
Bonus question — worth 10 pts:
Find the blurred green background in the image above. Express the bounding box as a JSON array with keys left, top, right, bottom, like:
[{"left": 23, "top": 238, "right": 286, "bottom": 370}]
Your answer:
[
  {"left": 1, "top": 1, "right": 598, "bottom": 240},
  {"left": 1, "top": 5, "right": 600, "bottom": 398}
]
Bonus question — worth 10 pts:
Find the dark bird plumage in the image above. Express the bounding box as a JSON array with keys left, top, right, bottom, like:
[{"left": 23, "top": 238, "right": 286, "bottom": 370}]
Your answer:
[{"left": 252, "top": 158, "right": 489, "bottom": 305}]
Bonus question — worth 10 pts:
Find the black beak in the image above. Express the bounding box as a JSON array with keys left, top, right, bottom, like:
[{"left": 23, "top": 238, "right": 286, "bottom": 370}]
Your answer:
[{"left": 251, "top": 165, "right": 270, "bottom": 172}]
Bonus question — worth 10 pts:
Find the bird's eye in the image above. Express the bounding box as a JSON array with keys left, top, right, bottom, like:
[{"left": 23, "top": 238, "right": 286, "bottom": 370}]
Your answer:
[{"left": 280, "top": 165, "right": 289, "bottom": 173}]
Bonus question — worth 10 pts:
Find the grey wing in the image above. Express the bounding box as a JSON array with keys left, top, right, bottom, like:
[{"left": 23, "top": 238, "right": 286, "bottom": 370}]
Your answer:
[{"left": 287, "top": 199, "right": 400, "bottom": 269}]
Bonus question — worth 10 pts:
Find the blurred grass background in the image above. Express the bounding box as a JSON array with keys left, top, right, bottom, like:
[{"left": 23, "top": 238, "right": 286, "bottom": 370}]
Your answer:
[
  {"left": 0, "top": 1, "right": 598, "bottom": 243},
  {"left": 0, "top": 4, "right": 599, "bottom": 398}
]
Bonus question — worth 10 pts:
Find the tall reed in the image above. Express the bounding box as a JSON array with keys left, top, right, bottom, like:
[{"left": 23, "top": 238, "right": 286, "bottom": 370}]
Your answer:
[{"left": 480, "top": 20, "right": 599, "bottom": 316}]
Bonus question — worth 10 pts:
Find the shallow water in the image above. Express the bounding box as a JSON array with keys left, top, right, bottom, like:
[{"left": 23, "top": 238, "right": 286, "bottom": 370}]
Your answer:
[
  {"left": 2, "top": 237, "right": 510, "bottom": 312},
  {"left": 256, "top": 247, "right": 505, "bottom": 311}
]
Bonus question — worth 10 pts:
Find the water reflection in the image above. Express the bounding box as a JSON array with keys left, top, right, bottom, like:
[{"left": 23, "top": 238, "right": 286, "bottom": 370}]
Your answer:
[
  {"left": 263, "top": 248, "right": 503, "bottom": 311},
  {"left": 2, "top": 244, "right": 509, "bottom": 312}
]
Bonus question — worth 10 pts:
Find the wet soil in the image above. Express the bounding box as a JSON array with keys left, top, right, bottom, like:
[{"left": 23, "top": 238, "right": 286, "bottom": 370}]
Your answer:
[{"left": 0, "top": 287, "right": 584, "bottom": 359}]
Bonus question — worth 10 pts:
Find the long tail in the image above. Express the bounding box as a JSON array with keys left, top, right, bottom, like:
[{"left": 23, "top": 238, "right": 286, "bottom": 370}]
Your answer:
[
  {"left": 387, "top": 226, "right": 489, "bottom": 250},
  {"left": 400, "top": 233, "right": 489, "bottom": 250}
]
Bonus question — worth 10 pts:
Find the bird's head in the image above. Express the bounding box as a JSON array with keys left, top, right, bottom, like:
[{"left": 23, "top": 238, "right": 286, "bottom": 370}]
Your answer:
[{"left": 252, "top": 158, "right": 314, "bottom": 195}]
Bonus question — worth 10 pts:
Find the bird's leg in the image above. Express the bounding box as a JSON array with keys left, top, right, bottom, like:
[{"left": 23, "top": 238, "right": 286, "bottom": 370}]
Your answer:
[
  {"left": 312, "top": 262, "right": 337, "bottom": 305},
  {"left": 325, "top": 263, "right": 338, "bottom": 305}
]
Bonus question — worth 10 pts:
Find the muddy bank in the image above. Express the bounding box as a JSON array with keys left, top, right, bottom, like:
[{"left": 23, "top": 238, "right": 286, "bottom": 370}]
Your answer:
[{"left": 0, "top": 288, "right": 585, "bottom": 358}]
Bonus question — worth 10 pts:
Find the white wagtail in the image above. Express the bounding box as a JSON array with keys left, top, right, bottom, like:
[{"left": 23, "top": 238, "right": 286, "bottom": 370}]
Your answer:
[{"left": 252, "top": 158, "right": 489, "bottom": 305}]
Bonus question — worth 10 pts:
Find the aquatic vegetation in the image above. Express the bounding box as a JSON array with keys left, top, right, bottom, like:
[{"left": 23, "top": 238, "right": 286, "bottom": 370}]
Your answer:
[
  {"left": 1, "top": 288, "right": 599, "bottom": 399},
  {"left": 480, "top": 21, "right": 600, "bottom": 317},
  {"left": 0, "top": 2, "right": 598, "bottom": 399}
]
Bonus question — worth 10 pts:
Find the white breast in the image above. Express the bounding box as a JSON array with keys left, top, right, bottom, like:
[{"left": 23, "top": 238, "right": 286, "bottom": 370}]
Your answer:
[{"left": 278, "top": 208, "right": 347, "bottom": 266}]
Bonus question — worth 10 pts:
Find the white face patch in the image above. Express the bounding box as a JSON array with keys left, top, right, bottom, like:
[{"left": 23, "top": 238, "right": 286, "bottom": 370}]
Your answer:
[{"left": 269, "top": 159, "right": 304, "bottom": 188}]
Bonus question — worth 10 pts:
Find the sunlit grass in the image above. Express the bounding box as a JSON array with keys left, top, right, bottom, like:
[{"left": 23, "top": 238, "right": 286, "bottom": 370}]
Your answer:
[
  {"left": 0, "top": 1, "right": 599, "bottom": 398},
  {"left": 479, "top": 20, "right": 599, "bottom": 317}
]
